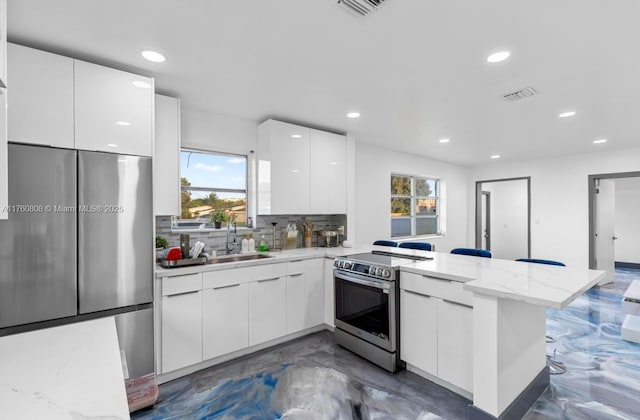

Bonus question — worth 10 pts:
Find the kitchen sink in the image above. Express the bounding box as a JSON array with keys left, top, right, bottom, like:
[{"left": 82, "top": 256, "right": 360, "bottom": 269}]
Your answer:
[{"left": 205, "top": 253, "right": 273, "bottom": 264}]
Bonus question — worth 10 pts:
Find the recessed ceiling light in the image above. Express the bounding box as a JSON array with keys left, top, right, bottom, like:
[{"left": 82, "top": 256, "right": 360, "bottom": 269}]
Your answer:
[
  {"left": 107, "top": 143, "right": 119, "bottom": 148},
  {"left": 558, "top": 111, "right": 576, "bottom": 118},
  {"left": 490, "top": 154, "right": 501, "bottom": 159},
  {"left": 439, "top": 138, "right": 450, "bottom": 143},
  {"left": 115, "top": 121, "right": 131, "bottom": 126},
  {"left": 593, "top": 139, "right": 608, "bottom": 144},
  {"left": 291, "top": 134, "right": 302, "bottom": 139},
  {"left": 487, "top": 51, "right": 510, "bottom": 63},
  {"left": 132, "top": 80, "right": 151, "bottom": 89},
  {"left": 291, "top": 169, "right": 300, "bottom": 173},
  {"left": 330, "top": 162, "right": 338, "bottom": 165},
  {"left": 347, "top": 112, "right": 361, "bottom": 119},
  {"left": 141, "top": 50, "right": 166, "bottom": 63}
]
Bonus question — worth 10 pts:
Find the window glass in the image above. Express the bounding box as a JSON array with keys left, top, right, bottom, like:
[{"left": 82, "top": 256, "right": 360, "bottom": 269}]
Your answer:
[
  {"left": 390, "top": 174, "right": 440, "bottom": 238},
  {"left": 178, "top": 149, "right": 247, "bottom": 228}
]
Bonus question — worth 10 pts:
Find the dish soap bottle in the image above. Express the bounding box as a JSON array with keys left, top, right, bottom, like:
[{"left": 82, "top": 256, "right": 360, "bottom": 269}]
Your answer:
[
  {"left": 241, "top": 235, "right": 249, "bottom": 253},
  {"left": 248, "top": 233, "right": 255, "bottom": 252},
  {"left": 259, "top": 235, "right": 267, "bottom": 252}
]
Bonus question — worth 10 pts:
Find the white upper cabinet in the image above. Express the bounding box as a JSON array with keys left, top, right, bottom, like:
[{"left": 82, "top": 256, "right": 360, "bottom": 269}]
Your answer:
[
  {"left": 309, "top": 129, "right": 347, "bottom": 213},
  {"left": 7, "top": 44, "right": 74, "bottom": 148},
  {"left": 257, "top": 119, "right": 346, "bottom": 215},
  {"left": 74, "top": 60, "right": 153, "bottom": 156},
  {"left": 154, "top": 95, "right": 181, "bottom": 215},
  {"left": 0, "top": 0, "right": 6, "bottom": 220}
]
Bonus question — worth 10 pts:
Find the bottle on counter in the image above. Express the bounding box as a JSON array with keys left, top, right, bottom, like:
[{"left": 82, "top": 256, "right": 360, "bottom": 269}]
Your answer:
[
  {"left": 258, "top": 235, "right": 267, "bottom": 252},
  {"left": 248, "top": 233, "right": 255, "bottom": 252},
  {"left": 241, "top": 235, "right": 249, "bottom": 253}
]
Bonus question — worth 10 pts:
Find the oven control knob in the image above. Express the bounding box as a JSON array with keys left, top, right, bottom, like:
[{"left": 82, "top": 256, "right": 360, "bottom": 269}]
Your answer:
[
  {"left": 343, "top": 262, "right": 352, "bottom": 270},
  {"left": 382, "top": 269, "right": 391, "bottom": 278},
  {"left": 334, "top": 260, "right": 339, "bottom": 268},
  {"left": 376, "top": 267, "right": 384, "bottom": 276},
  {"left": 368, "top": 266, "right": 376, "bottom": 275}
]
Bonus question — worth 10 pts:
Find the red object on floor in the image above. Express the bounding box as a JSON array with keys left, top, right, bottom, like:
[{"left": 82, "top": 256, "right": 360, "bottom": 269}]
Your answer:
[{"left": 125, "top": 373, "right": 159, "bottom": 412}]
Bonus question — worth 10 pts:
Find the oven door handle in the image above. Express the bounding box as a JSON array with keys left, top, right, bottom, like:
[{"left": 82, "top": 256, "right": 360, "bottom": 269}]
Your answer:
[{"left": 335, "top": 270, "right": 391, "bottom": 291}]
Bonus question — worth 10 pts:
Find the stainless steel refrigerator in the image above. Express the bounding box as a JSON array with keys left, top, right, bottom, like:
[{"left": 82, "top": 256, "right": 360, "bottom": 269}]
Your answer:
[{"left": 0, "top": 143, "right": 153, "bottom": 379}]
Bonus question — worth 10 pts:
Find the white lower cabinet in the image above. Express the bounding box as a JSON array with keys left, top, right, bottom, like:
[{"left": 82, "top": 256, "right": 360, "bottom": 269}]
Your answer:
[
  {"left": 400, "top": 272, "right": 474, "bottom": 394},
  {"left": 437, "top": 299, "right": 473, "bottom": 393},
  {"left": 248, "top": 277, "right": 286, "bottom": 346},
  {"left": 400, "top": 289, "right": 438, "bottom": 376},
  {"left": 202, "top": 283, "right": 248, "bottom": 360},
  {"left": 324, "top": 258, "right": 335, "bottom": 326},
  {"left": 286, "top": 258, "right": 324, "bottom": 334},
  {"left": 161, "top": 290, "right": 203, "bottom": 373}
]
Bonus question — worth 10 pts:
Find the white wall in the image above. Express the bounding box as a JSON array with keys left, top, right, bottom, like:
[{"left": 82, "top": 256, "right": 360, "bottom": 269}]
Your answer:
[
  {"left": 354, "top": 142, "right": 469, "bottom": 251},
  {"left": 181, "top": 107, "right": 257, "bottom": 154},
  {"left": 469, "top": 147, "right": 640, "bottom": 268},
  {"left": 483, "top": 179, "right": 528, "bottom": 260},
  {"left": 615, "top": 181, "right": 640, "bottom": 264}
]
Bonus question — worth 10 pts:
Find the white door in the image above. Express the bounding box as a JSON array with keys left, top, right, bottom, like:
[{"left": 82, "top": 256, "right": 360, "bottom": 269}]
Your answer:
[{"left": 595, "top": 179, "right": 616, "bottom": 285}]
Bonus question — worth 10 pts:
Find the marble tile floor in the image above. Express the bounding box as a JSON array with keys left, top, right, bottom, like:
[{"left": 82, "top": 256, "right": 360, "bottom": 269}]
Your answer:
[{"left": 134, "top": 268, "right": 640, "bottom": 420}]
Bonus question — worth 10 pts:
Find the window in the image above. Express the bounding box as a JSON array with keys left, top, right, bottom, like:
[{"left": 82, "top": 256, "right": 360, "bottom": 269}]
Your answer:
[
  {"left": 178, "top": 149, "right": 247, "bottom": 228},
  {"left": 390, "top": 174, "right": 439, "bottom": 237}
]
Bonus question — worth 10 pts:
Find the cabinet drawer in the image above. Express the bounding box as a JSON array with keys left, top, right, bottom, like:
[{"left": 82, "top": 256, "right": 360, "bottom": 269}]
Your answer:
[
  {"left": 202, "top": 263, "right": 286, "bottom": 289},
  {"left": 162, "top": 273, "right": 202, "bottom": 296},
  {"left": 286, "top": 259, "right": 306, "bottom": 275},
  {"left": 401, "top": 272, "right": 473, "bottom": 307}
]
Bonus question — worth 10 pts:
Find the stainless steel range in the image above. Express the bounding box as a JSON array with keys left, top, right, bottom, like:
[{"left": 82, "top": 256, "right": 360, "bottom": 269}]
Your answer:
[{"left": 333, "top": 250, "right": 432, "bottom": 372}]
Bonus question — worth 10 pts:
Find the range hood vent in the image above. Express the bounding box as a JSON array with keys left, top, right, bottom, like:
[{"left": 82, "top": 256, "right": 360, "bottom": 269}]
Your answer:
[
  {"left": 338, "top": 0, "right": 387, "bottom": 16},
  {"left": 502, "top": 86, "right": 538, "bottom": 102}
]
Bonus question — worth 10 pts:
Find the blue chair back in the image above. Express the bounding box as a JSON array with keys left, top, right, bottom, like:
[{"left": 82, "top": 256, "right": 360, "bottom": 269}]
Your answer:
[
  {"left": 399, "top": 242, "right": 432, "bottom": 251},
  {"left": 451, "top": 248, "right": 492, "bottom": 258},
  {"left": 516, "top": 258, "right": 565, "bottom": 267},
  {"left": 373, "top": 240, "right": 398, "bottom": 247}
]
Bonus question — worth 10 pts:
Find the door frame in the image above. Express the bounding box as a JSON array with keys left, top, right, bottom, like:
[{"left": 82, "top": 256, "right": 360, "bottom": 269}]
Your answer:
[
  {"left": 481, "top": 191, "right": 491, "bottom": 250},
  {"left": 588, "top": 171, "right": 640, "bottom": 269},
  {"left": 475, "top": 177, "right": 531, "bottom": 257}
]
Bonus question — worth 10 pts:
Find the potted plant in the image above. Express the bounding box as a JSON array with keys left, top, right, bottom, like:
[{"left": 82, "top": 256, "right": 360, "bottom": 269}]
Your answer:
[{"left": 210, "top": 210, "right": 226, "bottom": 229}]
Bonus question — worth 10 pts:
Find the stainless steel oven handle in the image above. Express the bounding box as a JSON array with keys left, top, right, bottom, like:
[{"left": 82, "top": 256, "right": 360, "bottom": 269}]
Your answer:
[{"left": 334, "top": 270, "right": 391, "bottom": 290}]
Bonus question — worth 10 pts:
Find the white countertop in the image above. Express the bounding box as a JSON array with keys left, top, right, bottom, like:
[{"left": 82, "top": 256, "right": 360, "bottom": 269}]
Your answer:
[
  {"left": 155, "top": 245, "right": 373, "bottom": 277},
  {"left": 401, "top": 252, "right": 605, "bottom": 309},
  {"left": 0, "top": 317, "right": 130, "bottom": 420}
]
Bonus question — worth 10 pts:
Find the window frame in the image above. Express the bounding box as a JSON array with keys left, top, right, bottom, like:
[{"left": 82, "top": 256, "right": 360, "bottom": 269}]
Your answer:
[
  {"left": 390, "top": 173, "right": 441, "bottom": 238},
  {"left": 176, "top": 147, "right": 249, "bottom": 230}
]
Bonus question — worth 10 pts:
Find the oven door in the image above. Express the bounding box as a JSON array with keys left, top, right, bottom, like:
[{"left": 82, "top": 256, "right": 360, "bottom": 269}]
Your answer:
[{"left": 334, "top": 269, "right": 396, "bottom": 352}]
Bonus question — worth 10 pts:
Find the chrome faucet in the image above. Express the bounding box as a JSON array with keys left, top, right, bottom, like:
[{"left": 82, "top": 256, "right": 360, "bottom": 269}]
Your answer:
[{"left": 225, "top": 217, "right": 237, "bottom": 254}]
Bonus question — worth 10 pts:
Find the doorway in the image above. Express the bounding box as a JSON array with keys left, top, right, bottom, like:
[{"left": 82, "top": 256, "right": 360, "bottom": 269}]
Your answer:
[
  {"left": 588, "top": 171, "right": 640, "bottom": 286},
  {"left": 475, "top": 177, "right": 530, "bottom": 260}
]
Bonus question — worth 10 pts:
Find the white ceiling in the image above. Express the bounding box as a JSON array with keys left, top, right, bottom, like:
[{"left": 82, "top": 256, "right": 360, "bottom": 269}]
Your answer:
[{"left": 7, "top": 0, "right": 640, "bottom": 166}]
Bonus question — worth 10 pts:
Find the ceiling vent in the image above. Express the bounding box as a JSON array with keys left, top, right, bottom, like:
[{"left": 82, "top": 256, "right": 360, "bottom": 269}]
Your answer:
[
  {"left": 502, "top": 87, "right": 538, "bottom": 102},
  {"left": 338, "top": 0, "right": 387, "bottom": 16}
]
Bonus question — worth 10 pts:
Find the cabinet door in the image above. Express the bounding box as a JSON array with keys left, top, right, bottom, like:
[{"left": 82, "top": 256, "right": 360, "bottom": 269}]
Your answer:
[
  {"left": 7, "top": 44, "right": 74, "bottom": 148},
  {"left": 74, "top": 60, "right": 153, "bottom": 156},
  {"left": 304, "top": 258, "right": 325, "bottom": 328},
  {"left": 400, "top": 289, "right": 438, "bottom": 376},
  {"left": 203, "top": 283, "right": 248, "bottom": 360},
  {"left": 161, "top": 291, "right": 202, "bottom": 373},
  {"left": 0, "top": 80, "right": 5, "bottom": 220},
  {"left": 248, "top": 277, "right": 286, "bottom": 346},
  {"left": 324, "top": 258, "right": 335, "bottom": 326},
  {"left": 309, "top": 129, "right": 347, "bottom": 213},
  {"left": 286, "top": 274, "right": 306, "bottom": 334},
  {"left": 437, "top": 299, "right": 473, "bottom": 392},
  {"left": 0, "top": 0, "right": 5, "bottom": 88},
  {"left": 258, "top": 120, "right": 310, "bottom": 214},
  {"left": 154, "top": 94, "right": 180, "bottom": 215}
]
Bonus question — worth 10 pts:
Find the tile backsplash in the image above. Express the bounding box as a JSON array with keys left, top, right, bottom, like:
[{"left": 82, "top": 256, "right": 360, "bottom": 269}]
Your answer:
[{"left": 155, "top": 214, "right": 347, "bottom": 255}]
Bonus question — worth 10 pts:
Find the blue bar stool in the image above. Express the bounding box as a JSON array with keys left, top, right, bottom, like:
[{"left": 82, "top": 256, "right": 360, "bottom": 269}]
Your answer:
[
  {"left": 516, "top": 258, "right": 565, "bottom": 267},
  {"left": 373, "top": 240, "right": 398, "bottom": 247},
  {"left": 450, "top": 248, "right": 492, "bottom": 258},
  {"left": 399, "top": 242, "right": 433, "bottom": 251}
]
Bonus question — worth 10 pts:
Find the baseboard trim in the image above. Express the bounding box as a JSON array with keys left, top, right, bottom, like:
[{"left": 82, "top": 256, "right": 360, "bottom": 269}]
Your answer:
[
  {"left": 469, "top": 366, "right": 550, "bottom": 420},
  {"left": 616, "top": 262, "right": 640, "bottom": 270}
]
